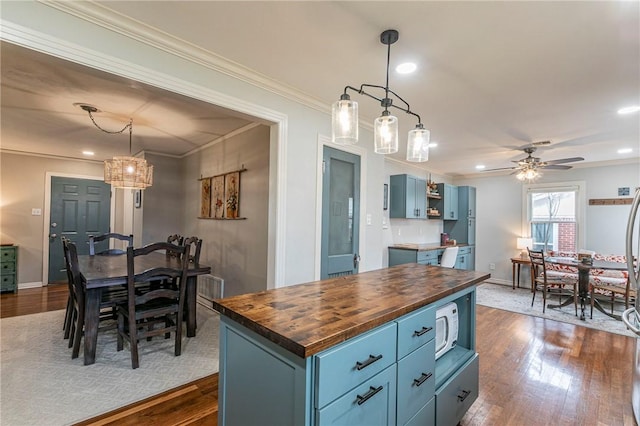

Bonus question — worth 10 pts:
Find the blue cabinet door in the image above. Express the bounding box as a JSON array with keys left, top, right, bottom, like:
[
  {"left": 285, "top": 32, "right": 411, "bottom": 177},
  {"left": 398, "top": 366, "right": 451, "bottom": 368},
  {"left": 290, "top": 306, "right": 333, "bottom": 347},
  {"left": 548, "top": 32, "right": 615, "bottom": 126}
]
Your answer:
[
  {"left": 317, "top": 366, "right": 397, "bottom": 426},
  {"left": 390, "top": 175, "right": 427, "bottom": 219}
]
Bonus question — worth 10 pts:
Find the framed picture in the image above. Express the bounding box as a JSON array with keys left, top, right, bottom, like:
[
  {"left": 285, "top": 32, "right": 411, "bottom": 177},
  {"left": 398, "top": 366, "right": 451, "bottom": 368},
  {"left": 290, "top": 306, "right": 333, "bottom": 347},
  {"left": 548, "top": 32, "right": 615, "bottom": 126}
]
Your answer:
[
  {"left": 383, "top": 184, "right": 388, "bottom": 210},
  {"left": 212, "top": 175, "right": 225, "bottom": 218},
  {"left": 225, "top": 172, "right": 240, "bottom": 219},
  {"left": 134, "top": 190, "right": 142, "bottom": 208},
  {"left": 200, "top": 178, "right": 211, "bottom": 217}
]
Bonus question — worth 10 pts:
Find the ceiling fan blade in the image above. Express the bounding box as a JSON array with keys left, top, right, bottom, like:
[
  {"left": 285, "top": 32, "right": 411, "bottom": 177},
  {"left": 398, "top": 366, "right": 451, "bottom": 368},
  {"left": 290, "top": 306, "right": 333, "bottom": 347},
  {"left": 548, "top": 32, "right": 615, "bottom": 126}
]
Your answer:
[
  {"left": 540, "top": 164, "right": 572, "bottom": 170},
  {"left": 543, "top": 157, "right": 584, "bottom": 165},
  {"left": 483, "top": 166, "right": 518, "bottom": 172}
]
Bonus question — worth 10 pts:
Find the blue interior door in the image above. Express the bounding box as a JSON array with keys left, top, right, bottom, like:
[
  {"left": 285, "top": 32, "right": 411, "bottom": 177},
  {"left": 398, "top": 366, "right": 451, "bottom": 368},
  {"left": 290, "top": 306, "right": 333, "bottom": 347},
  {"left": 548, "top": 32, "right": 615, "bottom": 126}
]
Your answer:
[
  {"left": 48, "top": 177, "right": 111, "bottom": 283},
  {"left": 321, "top": 146, "right": 361, "bottom": 279}
]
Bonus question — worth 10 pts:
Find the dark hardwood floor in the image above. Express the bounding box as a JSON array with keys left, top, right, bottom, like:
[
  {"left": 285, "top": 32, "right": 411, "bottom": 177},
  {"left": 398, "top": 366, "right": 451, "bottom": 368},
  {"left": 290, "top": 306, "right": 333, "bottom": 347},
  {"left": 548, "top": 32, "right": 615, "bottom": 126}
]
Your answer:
[{"left": 1, "top": 284, "right": 636, "bottom": 425}]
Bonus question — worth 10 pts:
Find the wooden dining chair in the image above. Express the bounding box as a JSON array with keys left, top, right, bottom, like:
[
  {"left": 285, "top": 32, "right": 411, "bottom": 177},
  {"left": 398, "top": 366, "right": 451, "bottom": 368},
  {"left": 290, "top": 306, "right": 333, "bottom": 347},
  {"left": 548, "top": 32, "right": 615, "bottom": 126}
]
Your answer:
[
  {"left": 64, "top": 239, "right": 127, "bottom": 359},
  {"left": 61, "top": 236, "right": 75, "bottom": 340},
  {"left": 117, "top": 241, "right": 191, "bottom": 369},
  {"left": 89, "top": 233, "right": 133, "bottom": 256},
  {"left": 182, "top": 236, "right": 203, "bottom": 264},
  {"left": 528, "top": 248, "right": 578, "bottom": 315}
]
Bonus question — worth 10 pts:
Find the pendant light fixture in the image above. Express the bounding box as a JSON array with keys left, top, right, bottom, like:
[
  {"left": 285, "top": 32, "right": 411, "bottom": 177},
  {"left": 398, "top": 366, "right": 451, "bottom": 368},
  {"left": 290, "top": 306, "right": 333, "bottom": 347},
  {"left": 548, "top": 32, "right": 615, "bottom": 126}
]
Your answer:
[
  {"left": 76, "top": 103, "right": 153, "bottom": 190},
  {"left": 331, "top": 29, "right": 431, "bottom": 162}
]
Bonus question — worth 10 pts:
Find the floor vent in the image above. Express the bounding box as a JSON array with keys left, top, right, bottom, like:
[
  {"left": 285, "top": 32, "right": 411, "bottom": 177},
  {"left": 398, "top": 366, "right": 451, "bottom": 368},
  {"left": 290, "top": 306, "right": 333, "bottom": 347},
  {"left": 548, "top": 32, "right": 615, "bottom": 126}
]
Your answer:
[{"left": 197, "top": 274, "right": 224, "bottom": 309}]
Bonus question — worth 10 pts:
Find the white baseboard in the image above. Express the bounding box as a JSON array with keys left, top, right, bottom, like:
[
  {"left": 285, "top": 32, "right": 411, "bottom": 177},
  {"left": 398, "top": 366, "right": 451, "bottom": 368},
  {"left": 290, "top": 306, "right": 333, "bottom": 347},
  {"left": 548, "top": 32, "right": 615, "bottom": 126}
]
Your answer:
[
  {"left": 18, "top": 282, "right": 43, "bottom": 290},
  {"left": 485, "top": 277, "right": 510, "bottom": 286}
]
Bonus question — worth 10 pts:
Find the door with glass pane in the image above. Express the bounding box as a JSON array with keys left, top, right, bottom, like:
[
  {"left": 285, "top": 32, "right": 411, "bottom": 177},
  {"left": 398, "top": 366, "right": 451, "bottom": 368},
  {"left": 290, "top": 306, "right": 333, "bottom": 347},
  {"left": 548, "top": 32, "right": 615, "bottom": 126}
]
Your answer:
[{"left": 320, "top": 146, "right": 361, "bottom": 279}]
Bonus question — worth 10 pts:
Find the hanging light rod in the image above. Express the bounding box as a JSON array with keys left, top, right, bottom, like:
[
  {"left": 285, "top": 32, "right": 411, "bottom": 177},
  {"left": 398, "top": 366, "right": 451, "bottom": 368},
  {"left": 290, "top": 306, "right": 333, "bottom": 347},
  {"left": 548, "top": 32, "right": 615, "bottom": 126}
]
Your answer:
[
  {"left": 75, "top": 103, "right": 153, "bottom": 190},
  {"left": 332, "top": 29, "right": 431, "bottom": 162}
]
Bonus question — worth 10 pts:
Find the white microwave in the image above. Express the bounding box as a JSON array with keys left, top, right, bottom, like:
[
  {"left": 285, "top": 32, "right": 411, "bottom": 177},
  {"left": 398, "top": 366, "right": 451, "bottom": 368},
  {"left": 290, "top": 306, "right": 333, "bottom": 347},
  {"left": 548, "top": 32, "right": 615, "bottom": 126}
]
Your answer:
[{"left": 435, "top": 302, "right": 459, "bottom": 360}]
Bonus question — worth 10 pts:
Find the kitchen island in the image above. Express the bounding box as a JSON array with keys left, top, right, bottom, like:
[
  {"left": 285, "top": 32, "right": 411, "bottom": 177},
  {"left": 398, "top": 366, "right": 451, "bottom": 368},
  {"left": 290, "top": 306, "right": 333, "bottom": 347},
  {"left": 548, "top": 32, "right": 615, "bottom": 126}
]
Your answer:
[{"left": 213, "top": 263, "right": 490, "bottom": 426}]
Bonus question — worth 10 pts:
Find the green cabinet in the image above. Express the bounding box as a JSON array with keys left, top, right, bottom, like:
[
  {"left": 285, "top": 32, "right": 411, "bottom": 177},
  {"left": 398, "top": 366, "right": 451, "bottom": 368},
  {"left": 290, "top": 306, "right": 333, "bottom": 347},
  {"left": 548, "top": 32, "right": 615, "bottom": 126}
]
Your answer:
[
  {"left": 390, "top": 175, "right": 427, "bottom": 219},
  {"left": 436, "top": 184, "right": 458, "bottom": 220},
  {"left": 1, "top": 245, "right": 18, "bottom": 293}
]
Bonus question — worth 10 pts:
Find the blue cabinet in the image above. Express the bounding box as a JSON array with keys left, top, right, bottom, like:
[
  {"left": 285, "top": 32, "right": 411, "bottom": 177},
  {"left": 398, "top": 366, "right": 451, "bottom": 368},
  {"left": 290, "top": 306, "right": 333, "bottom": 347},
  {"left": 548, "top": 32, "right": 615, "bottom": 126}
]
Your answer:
[
  {"left": 436, "top": 184, "right": 458, "bottom": 220},
  {"left": 390, "top": 174, "right": 427, "bottom": 219},
  {"left": 218, "top": 286, "right": 478, "bottom": 426},
  {"left": 444, "top": 186, "right": 477, "bottom": 270},
  {"left": 388, "top": 248, "right": 441, "bottom": 267}
]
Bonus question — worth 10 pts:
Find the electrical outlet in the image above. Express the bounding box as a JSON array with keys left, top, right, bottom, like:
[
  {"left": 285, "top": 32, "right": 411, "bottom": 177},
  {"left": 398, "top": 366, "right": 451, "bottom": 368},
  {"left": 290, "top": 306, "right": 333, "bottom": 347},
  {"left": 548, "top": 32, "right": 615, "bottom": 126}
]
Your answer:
[
  {"left": 489, "top": 263, "right": 496, "bottom": 270},
  {"left": 31, "top": 208, "right": 42, "bottom": 216},
  {"left": 366, "top": 214, "right": 372, "bottom": 225}
]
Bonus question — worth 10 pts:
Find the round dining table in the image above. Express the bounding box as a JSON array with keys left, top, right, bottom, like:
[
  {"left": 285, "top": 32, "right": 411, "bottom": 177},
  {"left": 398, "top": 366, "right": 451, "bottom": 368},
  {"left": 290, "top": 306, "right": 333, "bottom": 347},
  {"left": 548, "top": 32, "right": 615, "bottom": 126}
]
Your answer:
[{"left": 545, "top": 256, "right": 627, "bottom": 320}]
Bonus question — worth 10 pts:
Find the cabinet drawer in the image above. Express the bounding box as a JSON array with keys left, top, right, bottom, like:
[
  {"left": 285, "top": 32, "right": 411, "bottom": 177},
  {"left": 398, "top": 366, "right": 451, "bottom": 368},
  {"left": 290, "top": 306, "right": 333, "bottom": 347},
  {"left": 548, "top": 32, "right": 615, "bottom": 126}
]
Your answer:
[
  {"left": 1, "top": 274, "right": 17, "bottom": 292},
  {"left": 397, "top": 340, "right": 436, "bottom": 425},
  {"left": 457, "top": 246, "right": 471, "bottom": 255},
  {"left": 416, "top": 251, "right": 437, "bottom": 264},
  {"left": 404, "top": 396, "right": 435, "bottom": 426},
  {"left": 1, "top": 261, "right": 16, "bottom": 273},
  {"left": 435, "top": 354, "right": 479, "bottom": 426},
  {"left": 315, "top": 323, "right": 397, "bottom": 408},
  {"left": 316, "top": 365, "right": 397, "bottom": 426},
  {"left": 0, "top": 247, "right": 16, "bottom": 262},
  {"left": 397, "top": 305, "right": 436, "bottom": 359}
]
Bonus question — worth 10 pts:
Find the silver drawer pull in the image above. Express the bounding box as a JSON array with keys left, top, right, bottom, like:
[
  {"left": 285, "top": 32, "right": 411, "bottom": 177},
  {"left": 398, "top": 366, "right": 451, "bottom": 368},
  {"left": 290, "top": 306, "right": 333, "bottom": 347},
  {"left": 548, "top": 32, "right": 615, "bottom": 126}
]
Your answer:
[
  {"left": 356, "top": 385, "right": 383, "bottom": 405},
  {"left": 355, "top": 354, "right": 383, "bottom": 370},
  {"left": 457, "top": 389, "right": 471, "bottom": 402},
  {"left": 413, "top": 326, "right": 433, "bottom": 337},
  {"left": 413, "top": 372, "right": 433, "bottom": 387}
]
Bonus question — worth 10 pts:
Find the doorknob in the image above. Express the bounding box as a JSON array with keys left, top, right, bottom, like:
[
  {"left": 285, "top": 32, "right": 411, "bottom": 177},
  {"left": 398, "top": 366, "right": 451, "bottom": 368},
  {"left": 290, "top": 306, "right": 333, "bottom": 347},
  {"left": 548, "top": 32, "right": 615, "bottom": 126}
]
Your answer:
[
  {"left": 49, "top": 233, "right": 57, "bottom": 239},
  {"left": 353, "top": 253, "right": 361, "bottom": 269}
]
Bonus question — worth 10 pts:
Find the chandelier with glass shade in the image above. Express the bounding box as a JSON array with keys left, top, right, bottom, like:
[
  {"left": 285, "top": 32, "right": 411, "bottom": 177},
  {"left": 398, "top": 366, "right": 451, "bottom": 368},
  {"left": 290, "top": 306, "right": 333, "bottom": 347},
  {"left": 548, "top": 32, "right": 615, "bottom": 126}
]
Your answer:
[{"left": 331, "top": 29, "right": 431, "bottom": 162}]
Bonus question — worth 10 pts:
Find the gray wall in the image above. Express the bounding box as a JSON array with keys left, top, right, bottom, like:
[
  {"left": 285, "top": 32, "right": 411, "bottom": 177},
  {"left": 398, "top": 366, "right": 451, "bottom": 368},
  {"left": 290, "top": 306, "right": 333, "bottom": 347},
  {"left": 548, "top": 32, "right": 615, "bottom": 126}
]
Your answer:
[
  {"left": 140, "top": 153, "right": 185, "bottom": 245},
  {"left": 0, "top": 153, "right": 105, "bottom": 284},
  {"left": 183, "top": 124, "right": 270, "bottom": 296}
]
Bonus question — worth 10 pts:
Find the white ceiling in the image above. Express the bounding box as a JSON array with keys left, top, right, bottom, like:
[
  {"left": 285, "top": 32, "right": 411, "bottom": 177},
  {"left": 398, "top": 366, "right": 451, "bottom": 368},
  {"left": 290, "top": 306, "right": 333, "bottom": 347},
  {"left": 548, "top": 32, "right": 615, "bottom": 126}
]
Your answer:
[{"left": 1, "top": 1, "right": 639, "bottom": 177}]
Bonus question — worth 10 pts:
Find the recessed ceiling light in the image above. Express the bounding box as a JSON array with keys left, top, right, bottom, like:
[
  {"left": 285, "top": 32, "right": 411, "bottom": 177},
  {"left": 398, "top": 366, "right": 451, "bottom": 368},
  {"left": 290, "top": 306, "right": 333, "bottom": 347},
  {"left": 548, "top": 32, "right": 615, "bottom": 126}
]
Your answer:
[
  {"left": 618, "top": 148, "right": 633, "bottom": 154},
  {"left": 475, "top": 165, "right": 486, "bottom": 170},
  {"left": 396, "top": 62, "right": 417, "bottom": 74},
  {"left": 428, "top": 142, "right": 438, "bottom": 148},
  {"left": 617, "top": 105, "right": 640, "bottom": 114},
  {"left": 82, "top": 151, "right": 95, "bottom": 156}
]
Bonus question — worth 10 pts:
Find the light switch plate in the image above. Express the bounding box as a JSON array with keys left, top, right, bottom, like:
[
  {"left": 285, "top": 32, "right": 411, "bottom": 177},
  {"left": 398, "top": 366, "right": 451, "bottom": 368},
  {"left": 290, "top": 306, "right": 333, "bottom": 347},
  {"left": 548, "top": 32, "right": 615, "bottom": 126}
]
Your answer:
[{"left": 31, "top": 208, "right": 42, "bottom": 216}]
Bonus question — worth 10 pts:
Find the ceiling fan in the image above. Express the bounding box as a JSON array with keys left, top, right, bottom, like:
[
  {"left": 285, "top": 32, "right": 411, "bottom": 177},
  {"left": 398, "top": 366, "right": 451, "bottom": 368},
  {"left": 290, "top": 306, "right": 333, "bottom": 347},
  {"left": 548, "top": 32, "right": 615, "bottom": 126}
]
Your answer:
[{"left": 484, "top": 145, "right": 584, "bottom": 180}]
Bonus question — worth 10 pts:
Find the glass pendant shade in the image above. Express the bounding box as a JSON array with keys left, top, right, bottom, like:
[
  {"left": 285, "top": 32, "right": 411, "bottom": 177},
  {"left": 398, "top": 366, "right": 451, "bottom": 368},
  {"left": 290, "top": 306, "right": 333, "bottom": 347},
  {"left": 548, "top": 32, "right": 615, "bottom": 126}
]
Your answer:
[
  {"left": 104, "top": 156, "right": 154, "bottom": 189},
  {"left": 406, "top": 126, "right": 431, "bottom": 162},
  {"left": 516, "top": 168, "right": 539, "bottom": 181},
  {"left": 331, "top": 98, "right": 358, "bottom": 145},
  {"left": 374, "top": 114, "right": 398, "bottom": 154}
]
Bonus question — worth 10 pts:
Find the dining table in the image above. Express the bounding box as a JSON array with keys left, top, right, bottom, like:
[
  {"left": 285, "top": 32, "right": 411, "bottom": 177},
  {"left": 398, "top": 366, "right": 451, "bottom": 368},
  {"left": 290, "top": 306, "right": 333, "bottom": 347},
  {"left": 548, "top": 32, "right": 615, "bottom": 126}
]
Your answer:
[
  {"left": 545, "top": 256, "right": 627, "bottom": 321},
  {"left": 78, "top": 252, "right": 211, "bottom": 365}
]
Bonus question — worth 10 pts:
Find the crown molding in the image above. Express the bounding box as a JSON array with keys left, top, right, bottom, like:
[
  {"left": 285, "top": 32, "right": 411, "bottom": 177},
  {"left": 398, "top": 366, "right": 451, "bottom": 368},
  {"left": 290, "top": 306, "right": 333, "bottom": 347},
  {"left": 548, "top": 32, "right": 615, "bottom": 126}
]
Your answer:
[
  {"left": 40, "top": 0, "right": 330, "bottom": 116},
  {"left": 0, "top": 149, "right": 103, "bottom": 164}
]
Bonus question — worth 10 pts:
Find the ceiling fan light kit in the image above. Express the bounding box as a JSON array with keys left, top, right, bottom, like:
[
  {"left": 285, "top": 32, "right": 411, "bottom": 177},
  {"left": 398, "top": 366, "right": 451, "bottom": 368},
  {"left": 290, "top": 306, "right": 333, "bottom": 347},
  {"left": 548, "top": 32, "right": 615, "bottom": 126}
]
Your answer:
[
  {"left": 76, "top": 103, "right": 153, "bottom": 190},
  {"left": 331, "top": 29, "right": 431, "bottom": 162}
]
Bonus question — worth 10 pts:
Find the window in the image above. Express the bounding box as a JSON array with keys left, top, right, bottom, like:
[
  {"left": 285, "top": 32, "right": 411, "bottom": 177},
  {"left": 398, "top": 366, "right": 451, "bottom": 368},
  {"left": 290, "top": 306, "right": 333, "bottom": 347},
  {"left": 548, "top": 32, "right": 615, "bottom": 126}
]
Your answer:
[{"left": 524, "top": 182, "right": 584, "bottom": 253}]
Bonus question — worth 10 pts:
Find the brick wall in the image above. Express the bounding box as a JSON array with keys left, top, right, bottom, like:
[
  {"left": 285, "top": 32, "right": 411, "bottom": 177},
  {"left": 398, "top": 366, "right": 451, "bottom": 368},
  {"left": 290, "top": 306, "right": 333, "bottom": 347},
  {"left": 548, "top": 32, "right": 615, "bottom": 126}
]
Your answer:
[{"left": 558, "top": 222, "right": 576, "bottom": 251}]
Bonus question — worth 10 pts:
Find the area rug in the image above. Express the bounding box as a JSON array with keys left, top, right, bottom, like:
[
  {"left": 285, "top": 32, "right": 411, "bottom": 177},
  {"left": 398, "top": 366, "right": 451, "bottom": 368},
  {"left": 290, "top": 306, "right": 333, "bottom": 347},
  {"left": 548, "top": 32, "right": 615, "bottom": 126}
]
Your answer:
[
  {"left": 0, "top": 306, "right": 219, "bottom": 426},
  {"left": 477, "top": 282, "right": 635, "bottom": 338}
]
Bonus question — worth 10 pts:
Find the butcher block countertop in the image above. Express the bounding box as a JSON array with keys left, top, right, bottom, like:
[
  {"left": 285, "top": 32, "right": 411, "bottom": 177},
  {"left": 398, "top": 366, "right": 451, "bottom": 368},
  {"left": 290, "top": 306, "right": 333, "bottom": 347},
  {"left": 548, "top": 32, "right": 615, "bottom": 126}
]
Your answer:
[
  {"left": 389, "top": 243, "right": 469, "bottom": 251},
  {"left": 212, "top": 263, "right": 490, "bottom": 358}
]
